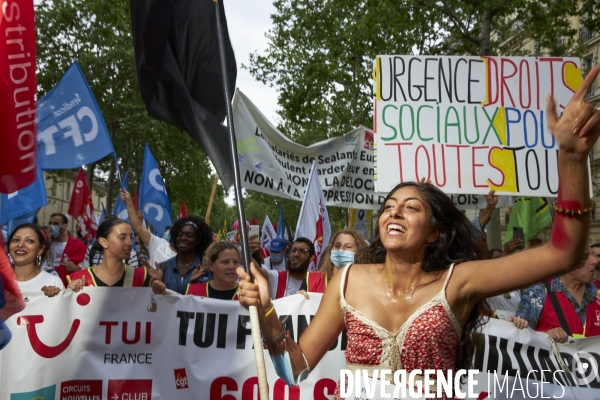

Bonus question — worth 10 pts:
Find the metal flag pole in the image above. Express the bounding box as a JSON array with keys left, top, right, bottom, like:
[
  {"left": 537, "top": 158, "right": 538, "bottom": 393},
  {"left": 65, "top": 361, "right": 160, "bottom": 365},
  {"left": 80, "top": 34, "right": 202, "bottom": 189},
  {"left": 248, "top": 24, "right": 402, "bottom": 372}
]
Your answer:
[{"left": 213, "top": 1, "right": 270, "bottom": 399}]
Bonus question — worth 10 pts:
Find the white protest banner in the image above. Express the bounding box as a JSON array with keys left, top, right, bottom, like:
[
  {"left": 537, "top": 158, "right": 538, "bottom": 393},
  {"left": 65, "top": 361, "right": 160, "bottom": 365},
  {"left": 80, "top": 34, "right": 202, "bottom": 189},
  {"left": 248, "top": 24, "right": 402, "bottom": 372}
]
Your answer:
[
  {"left": 0, "top": 289, "right": 345, "bottom": 400},
  {"left": 373, "top": 56, "right": 587, "bottom": 197},
  {"left": 470, "top": 318, "right": 600, "bottom": 399},
  {"left": 233, "top": 90, "right": 386, "bottom": 209},
  {"left": 2, "top": 289, "right": 599, "bottom": 399}
]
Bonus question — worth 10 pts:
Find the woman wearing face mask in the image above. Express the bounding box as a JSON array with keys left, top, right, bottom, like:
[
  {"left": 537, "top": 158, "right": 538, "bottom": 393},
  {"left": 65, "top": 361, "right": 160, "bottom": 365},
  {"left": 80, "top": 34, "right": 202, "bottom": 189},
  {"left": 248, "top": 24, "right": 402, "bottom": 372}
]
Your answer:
[
  {"left": 9, "top": 223, "right": 64, "bottom": 293},
  {"left": 318, "top": 230, "right": 368, "bottom": 282},
  {"left": 184, "top": 241, "right": 241, "bottom": 299}
]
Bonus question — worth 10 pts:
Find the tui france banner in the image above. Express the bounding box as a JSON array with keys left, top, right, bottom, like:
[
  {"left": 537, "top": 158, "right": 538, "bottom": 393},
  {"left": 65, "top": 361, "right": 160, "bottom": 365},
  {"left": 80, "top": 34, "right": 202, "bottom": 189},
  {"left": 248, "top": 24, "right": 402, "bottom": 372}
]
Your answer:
[
  {"left": 36, "top": 62, "right": 114, "bottom": 170},
  {"left": 1, "top": 290, "right": 599, "bottom": 399}
]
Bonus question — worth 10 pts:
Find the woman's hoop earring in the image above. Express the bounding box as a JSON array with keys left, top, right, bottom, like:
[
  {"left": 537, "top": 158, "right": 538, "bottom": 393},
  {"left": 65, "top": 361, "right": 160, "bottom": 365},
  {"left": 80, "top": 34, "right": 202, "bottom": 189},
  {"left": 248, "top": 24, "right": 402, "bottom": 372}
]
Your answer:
[{"left": 36, "top": 255, "right": 42, "bottom": 265}]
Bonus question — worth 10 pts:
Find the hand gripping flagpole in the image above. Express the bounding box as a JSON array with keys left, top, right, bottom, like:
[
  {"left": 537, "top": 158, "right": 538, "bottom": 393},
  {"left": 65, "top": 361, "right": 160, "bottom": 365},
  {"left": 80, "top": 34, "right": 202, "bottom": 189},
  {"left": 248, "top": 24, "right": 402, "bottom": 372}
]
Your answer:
[{"left": 213, "top": 1, "right": 270, "bottom": 399}]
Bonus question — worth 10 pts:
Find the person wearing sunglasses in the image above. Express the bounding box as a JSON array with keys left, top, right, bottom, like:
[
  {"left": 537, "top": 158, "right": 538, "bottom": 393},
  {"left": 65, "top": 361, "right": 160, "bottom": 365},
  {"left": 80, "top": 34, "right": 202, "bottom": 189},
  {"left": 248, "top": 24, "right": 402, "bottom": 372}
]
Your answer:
[{"left": 262, "top": 237, "right": 325, "bottom": 299}]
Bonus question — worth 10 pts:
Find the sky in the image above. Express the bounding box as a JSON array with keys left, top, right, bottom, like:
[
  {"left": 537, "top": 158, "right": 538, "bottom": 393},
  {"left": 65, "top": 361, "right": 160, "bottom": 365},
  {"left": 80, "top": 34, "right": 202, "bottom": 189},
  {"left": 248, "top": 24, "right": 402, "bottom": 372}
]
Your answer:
[
  {"left": 221, "top": 0, "right": 280, "bottom": 204},
  {"left": 223, "top": 0, "right": 280, "bottom": 123}
]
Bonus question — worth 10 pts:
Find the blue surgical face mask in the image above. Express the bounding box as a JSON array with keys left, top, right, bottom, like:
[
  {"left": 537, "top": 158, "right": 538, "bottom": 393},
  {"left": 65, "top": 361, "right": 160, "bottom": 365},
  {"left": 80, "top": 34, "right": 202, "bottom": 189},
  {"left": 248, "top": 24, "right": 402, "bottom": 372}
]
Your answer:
[
  {"left": 163, "top": 231, "right": 171, "bottom": 241},
  {"left": 270, "top": 252, "right": 283, "bottom": 264},
  {"left": 50, "top": 225, "right": 60, "bottom": 239},
  {"left": 330, "top": 250, "right": 355, "bottom": 268}
]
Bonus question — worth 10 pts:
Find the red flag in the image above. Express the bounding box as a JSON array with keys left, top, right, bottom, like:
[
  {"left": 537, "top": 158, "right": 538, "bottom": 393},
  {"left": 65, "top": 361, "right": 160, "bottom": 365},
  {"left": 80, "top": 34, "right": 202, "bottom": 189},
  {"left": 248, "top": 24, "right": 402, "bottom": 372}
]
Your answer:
[
  {"left": 0, "top": 0, "right": 37, "bottom": 193},
  {"left": 132, "top": 189, "right": 139, "bottom": 211},
  {"left": 179, "top": 200, "right": 187, "bottom": 219},
  {"left": 67, "top": 168, "right": 97, "bottom": 237}
]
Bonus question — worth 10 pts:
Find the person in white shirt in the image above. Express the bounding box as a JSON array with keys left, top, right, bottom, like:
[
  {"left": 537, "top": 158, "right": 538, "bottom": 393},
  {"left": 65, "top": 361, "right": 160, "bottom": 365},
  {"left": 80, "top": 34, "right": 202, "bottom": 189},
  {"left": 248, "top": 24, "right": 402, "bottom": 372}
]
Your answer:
[
  {"left": 120, "top": 188, "right": 175, "bottom": 279},
  {"left": 9, "top": 223, "right": 64, "bottom": 293}
]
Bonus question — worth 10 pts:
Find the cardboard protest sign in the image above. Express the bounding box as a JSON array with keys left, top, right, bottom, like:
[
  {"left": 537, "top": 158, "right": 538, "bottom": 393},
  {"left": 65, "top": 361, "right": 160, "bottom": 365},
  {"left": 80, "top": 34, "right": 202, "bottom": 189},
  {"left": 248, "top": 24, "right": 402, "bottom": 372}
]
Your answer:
[{"left": 374, "top": 56, "right": 585, "bottom": 197}]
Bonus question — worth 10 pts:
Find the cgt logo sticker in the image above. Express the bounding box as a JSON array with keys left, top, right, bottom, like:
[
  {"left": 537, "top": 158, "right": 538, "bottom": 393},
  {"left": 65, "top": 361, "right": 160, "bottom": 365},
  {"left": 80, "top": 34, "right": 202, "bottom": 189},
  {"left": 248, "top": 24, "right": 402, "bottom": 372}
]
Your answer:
[
  {"left": 17, "top": 293, "right": 90, "bottom": 358},
  {"left": 174, "top": 368, "right": 188, "bottom": 389}
]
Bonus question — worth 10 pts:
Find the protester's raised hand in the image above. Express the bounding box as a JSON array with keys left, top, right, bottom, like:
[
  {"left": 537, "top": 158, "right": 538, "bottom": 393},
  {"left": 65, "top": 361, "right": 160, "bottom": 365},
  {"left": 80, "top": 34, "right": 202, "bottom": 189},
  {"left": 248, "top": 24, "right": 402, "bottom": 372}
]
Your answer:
[
  {"left": 296, "top": 290, "right": 310, "bottom": 300},
  {"left": 190, "top": 265, "right": 206, "bottom": 282},
  {"left": 41, "top": 286, "right": 62, "bottom": 298},
  {"left": 248, "top": 234, "right": 261, "bottom": 254},
  {"left": 120, "top": 187, "right": 131, "bottom": 203},
  {"left": 503, "top": 238, "right": 523, "bottom": 255},
  {"left": 485, "top": 190, "right": 498, "bottom": 208},
  {"left": 237, "top": 262, "right": 271, "bottom": 315},
  {"left": 548, "top": 65, "right": 600, "bottom": 156},
  {"left": 67, "top": 275, "right": 86, "bottom": 293},
  {"left": 61, "top": 259, "right": 79, "bottom": 272},
  {"left": 147, "top": 264, "right": 163, "bottom": 281}
]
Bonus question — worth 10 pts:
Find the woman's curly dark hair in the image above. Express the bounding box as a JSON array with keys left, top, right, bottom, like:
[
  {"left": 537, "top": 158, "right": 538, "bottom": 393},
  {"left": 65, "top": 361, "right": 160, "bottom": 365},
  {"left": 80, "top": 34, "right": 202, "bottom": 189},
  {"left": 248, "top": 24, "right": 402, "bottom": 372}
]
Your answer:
[
  {"left": 169, "top": 216, "right": 212, "bottom": 258},
  {"left": 354, "top": 182, "right": 489, "bottom": 373}
]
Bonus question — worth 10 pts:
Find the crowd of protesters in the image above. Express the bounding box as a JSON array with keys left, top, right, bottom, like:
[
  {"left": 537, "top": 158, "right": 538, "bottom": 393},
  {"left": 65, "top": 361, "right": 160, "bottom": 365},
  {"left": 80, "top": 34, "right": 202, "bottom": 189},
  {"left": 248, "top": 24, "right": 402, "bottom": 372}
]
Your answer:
[{"left": 6, "top": 183, "right": 600, "bottom": 346}]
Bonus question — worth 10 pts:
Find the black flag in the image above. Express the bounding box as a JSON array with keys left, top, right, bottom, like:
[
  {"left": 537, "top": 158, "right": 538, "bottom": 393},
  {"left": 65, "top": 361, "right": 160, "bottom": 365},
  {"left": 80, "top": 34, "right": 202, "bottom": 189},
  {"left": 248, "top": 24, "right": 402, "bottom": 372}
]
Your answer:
[{"left": 130, "top": 0, "right": 236, "bottom": 189}]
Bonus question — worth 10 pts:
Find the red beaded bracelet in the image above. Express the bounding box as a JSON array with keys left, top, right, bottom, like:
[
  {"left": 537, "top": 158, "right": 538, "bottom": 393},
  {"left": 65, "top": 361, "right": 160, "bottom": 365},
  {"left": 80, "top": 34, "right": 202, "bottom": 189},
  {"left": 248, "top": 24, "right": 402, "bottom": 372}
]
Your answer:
[{"left": 553, "top": 201, "right": 594, "bottom": 217}]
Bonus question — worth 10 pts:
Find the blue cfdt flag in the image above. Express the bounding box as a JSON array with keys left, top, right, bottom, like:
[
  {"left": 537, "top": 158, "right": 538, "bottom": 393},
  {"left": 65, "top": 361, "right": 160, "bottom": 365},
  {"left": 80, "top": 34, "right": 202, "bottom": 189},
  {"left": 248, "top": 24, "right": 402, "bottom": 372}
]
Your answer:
[
  {"left": 98, "top": 202, "right": 107, "bottom": 227},
  {"left": 139, "top": 144, "right": 172, "bottom": 235},
  {"left": 37, "top": 62, "right": 114, "bottom": 170},
  {"left": 112, "top": 171, "right": 130, "bottom": 222},
  {"left": 0, "top": 160, "right": 47, "bottom": 227}
]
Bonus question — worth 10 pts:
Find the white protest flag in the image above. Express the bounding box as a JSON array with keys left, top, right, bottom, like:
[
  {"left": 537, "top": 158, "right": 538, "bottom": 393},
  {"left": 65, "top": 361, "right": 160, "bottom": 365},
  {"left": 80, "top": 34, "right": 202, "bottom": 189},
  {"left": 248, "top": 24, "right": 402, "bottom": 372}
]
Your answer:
[
  {"left": 294, "top": 161, "right": 331, "bottom": 272},
  {"left": 261, "top": 214, "right": 276, "bottom": 250}
]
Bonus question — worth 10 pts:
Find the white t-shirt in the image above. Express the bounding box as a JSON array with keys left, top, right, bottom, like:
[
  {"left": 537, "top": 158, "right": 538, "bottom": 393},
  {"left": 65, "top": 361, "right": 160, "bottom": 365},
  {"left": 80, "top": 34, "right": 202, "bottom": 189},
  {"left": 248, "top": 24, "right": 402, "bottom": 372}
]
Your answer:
[
  {"left": 266, "top": 270, "right": 303, "bottom": 298},
  {"left": 18, "top": 271, "right": 65, "bottom": 292},
  {"left": 487, "top": 290, "right": 522, "bottom": 320},
  {"left": 148, "top": 234, "right": 176, "bottom": 267},
  {"left": 50, "top": 241, "right": 67, "bottom": 267}
]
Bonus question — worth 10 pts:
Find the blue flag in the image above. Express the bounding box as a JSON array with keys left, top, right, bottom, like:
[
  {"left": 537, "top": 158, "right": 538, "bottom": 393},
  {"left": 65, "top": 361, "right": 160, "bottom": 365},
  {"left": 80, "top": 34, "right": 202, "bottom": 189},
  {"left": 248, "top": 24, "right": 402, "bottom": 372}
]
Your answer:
[
  {"left": 7, "top": 209, "right": 39, "bottom": 236},
  {"left": 37, "top": 62, "right": 114, "bottom": 170},
  {"left": 0, "top": 161, "right": 47, "bottom": 226},
  {"left": 112, "top": 171, "right": 129, "bottom": 222},
  {"left": 139, "top": 144, "right": 172, "bottom": 235},
  {"left": 98, "top": 202, "right": 107, "bottom": 227}
]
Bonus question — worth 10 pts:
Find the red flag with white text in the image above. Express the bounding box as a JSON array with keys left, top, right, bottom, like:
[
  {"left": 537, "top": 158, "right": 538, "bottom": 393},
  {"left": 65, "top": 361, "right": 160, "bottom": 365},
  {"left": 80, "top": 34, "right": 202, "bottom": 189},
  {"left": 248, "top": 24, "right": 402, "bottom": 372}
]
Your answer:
[
  {"left": 67, "top": 168, "right": 97, "bottom": 237},
  {"left": 0, "top": 0, "right": 37, "bottom": 193},
  {"left": 294, "top": 161, "right": 331, "bottom": 271}
]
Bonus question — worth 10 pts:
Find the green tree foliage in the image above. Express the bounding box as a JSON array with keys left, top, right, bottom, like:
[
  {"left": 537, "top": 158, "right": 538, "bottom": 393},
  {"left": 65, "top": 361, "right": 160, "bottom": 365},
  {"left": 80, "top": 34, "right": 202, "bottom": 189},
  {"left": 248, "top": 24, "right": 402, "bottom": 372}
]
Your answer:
[{"left": 35, "top": 0, "right": 227, "bottom": 227}]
